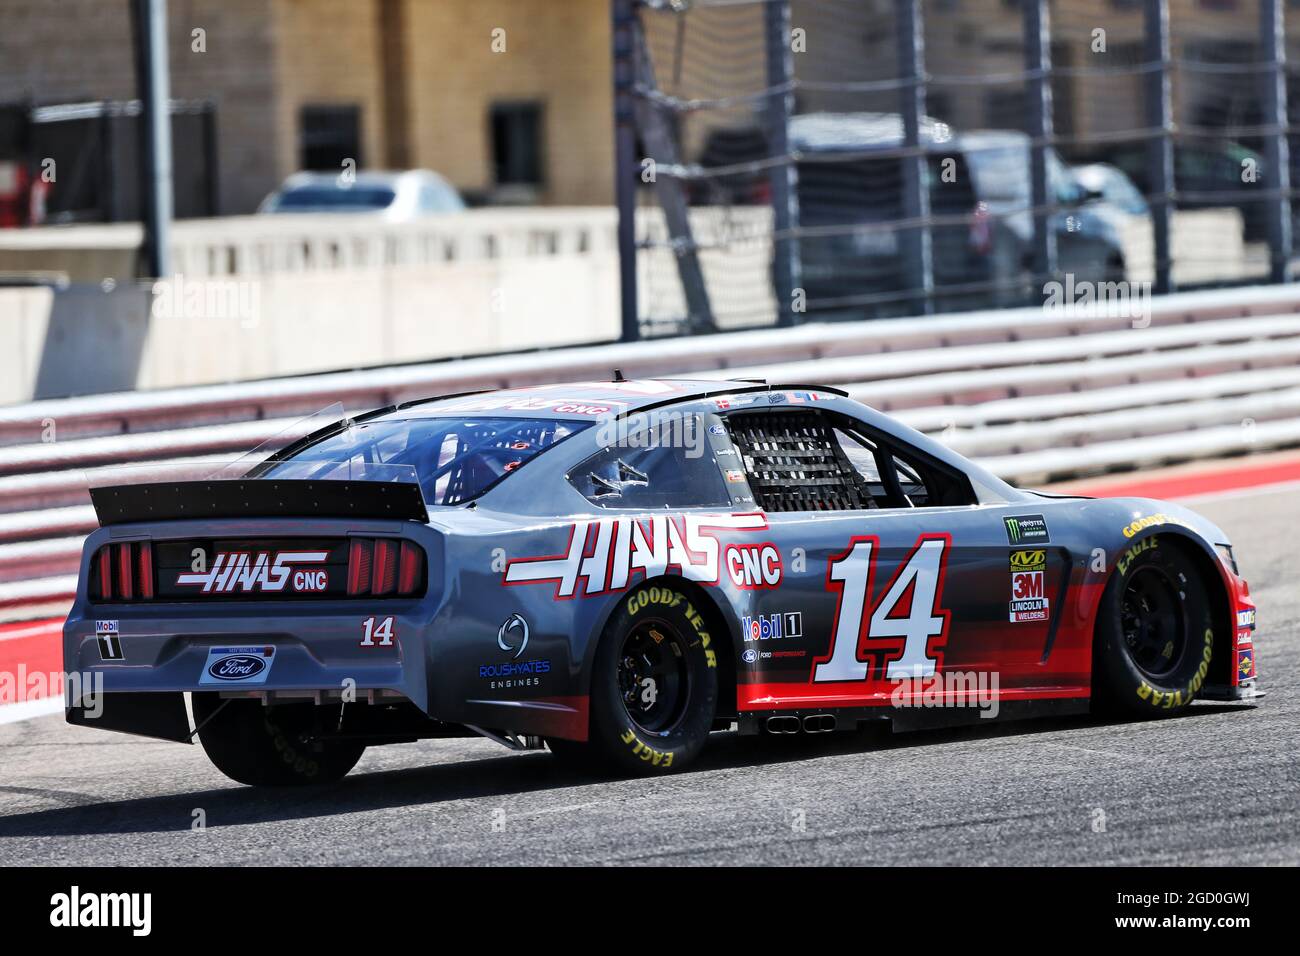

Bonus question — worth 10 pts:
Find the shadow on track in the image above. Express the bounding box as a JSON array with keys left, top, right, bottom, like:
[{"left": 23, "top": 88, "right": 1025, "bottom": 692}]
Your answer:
[{"left": 0, "top": 702, "right": 1253, "bottom": 840}]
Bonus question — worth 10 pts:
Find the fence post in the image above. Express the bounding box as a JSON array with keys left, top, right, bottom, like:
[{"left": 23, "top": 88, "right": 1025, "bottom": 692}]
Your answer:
[
  {"left": 1144, "top": 0, "right": 1173, "bottom": 295},
  {"left": 1023, "top": 0, "right": 1056, "bottom": 295},
  {"left": 1260, "top": 0, "right": 1292, "bottom": 284},
  {"left": 765, "top": 0, "right": 801, "bottom": 327},
  {"left": 896, "top": 0, "right": 933, "bottom": 315},
  {"left": 611, "top": 0, "right": 640, "bottom": 342},
  {"left": 129, "top": 0, "right": 174, "bottom": 279}
]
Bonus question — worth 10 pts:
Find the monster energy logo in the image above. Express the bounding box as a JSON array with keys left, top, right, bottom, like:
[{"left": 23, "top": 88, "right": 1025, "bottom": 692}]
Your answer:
[{"left": 1004, "top": 514, "right": 1049, "bottom": 544}]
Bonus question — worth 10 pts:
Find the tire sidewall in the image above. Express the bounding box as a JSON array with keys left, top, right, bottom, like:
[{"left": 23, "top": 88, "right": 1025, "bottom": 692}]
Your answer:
[
  {"left": 1095, "top": 536, "right": 1215, "bottom": 715},
  {"left": 588, "top": 583, "right": 719, "bottom": 773}
]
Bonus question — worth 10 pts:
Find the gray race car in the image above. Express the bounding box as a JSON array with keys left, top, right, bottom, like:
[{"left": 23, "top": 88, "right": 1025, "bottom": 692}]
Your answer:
[{"left": 63, "top": 379, "right": 1260, "bottom": 785}]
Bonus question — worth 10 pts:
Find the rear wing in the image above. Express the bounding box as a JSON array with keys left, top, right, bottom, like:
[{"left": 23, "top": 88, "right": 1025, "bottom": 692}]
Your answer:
[{"left": 90, "top": 478, "right": 429, "bottom": 526}]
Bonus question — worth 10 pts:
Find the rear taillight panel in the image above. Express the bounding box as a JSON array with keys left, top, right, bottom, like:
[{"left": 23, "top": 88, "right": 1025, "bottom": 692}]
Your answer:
[
  {"left": 91, "top": 536, "right": 425, "bottom": 602},
  {"left": 92, "top": 542, "right": 153, "bottom": 602}
]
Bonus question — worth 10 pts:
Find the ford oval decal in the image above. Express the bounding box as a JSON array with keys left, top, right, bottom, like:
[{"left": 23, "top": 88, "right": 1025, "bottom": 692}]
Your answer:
[{"left": 207, "top": 654, "right": 268, "bottom": 681}]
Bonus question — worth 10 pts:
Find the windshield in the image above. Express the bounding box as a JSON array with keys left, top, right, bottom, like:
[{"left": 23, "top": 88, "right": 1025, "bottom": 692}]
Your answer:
[
  {"left": 261, "top": 416, "right": 586, "bottom": 505},
  {"left": 268, "top": 185, "right": 397, "bottom": 211}
]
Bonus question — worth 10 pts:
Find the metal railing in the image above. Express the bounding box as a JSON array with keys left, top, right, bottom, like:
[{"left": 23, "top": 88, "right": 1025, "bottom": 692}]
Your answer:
[{"left": 0, "top": 283, "right": 1297, "bottom": 617}]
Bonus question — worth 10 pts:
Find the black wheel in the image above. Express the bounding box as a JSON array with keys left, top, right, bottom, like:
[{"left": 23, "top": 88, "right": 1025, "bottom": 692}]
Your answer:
[
  {"left": 1093, "top": 536, "right": 1216, "bottom": 716},
  {"left": 557, "top": 583, "right": 718, "bottom": 775},
  {"left": 192, "top": 693, "right": 365, "bottom": 786}
]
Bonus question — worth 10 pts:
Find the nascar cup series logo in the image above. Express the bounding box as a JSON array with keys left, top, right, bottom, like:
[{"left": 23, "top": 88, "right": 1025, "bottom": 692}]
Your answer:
[
  {"left": 1008, "top": 549, "right": 1050, "bottom": 623},
  {"left": 176, "top": 550, "right": 330, "bottom": 594}
]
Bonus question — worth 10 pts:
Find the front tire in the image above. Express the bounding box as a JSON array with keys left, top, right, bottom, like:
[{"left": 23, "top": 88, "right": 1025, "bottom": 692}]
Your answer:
[
  {"left": 192, "top": 693, "right": 365, "bottom": 786},
  {"left": 1092, "top": 536, "right": 1216, "bottom": 716},
  {"left": 556, "top": 583, "right": 719, "bottom": 775}
]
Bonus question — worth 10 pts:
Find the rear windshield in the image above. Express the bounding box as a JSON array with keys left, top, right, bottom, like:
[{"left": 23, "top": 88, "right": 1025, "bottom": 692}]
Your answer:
[
  {"left": 269, "top": 186, "right": 396, "bottom": 211},
  {"left": 262, "top": 417, "right": 586, "bottom": 505}
]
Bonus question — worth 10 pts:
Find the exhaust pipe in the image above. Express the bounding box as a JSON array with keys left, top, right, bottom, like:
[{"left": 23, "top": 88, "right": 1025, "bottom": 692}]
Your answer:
[
  {"left": 765, "top": 715, "right": 801, "bottom": 734},
  {"left": 802, "top": 714, "right": 836, "bottom": 733}
]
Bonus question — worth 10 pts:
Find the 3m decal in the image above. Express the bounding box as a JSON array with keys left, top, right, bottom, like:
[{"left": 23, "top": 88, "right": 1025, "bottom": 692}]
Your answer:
[
  {"left": 503, "top": 513, "right": 768, "bottom": 598},
  {"left": 1008, "top": 549, "right": 1050, "bottom": 623},
  {"left": 814, "top": 534, "right": 952, "bottom": 682},
  {"left": 175, "top": 550, "right": 329, "bottom": 594},
  {"left": 1003, "top": 514, "right": 1050, "bottom": 544}
]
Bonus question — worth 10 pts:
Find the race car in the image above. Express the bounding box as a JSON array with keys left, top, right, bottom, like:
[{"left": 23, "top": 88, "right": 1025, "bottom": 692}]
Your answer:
[{"left": 63, "top": 379, "right": 1260, "bottom": 785}]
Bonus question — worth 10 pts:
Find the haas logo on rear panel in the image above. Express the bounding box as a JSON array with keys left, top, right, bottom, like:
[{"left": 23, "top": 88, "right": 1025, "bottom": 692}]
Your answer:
[{"left": 176, "top": 551, "right": 330, "bottom": 594}]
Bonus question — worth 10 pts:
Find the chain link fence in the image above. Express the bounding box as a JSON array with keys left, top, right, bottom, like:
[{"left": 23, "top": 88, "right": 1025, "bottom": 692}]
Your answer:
[{"left": 615, "top": 0, "right": 1295, "bottom": 338}]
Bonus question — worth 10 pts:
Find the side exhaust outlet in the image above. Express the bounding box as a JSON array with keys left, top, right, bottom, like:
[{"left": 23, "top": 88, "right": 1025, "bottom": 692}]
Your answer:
[
  {"left": 802, "top": 714, "right": 836, "bottom": 733},
  {"left": 765, "top": 715, "right": 801, "bottom": 734}
]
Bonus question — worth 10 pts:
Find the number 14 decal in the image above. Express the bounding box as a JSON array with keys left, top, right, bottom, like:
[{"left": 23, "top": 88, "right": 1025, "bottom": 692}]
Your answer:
[
  {"left": 361, "top": 616, "right": 396, "bottom": 647},
  {"left": 814, "top": 534, "right": 951, "bottom": 683}
]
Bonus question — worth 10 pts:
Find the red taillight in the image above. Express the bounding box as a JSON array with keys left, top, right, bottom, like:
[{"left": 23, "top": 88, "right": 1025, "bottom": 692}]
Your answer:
[
  {"left": 398, "top": 542, "right": 423, "bottom": 594},
  {"left": 93, "top": 542, "right": 153, "bottom": 601},
  {"left": 372, "top": 540, "right": 397, "bottom": 596},
  {"left": 96, "top": 547, "right": 113, "bottom": 600},
  {"left": 138, "top": 543, "right": 154, "bottom": 599},
  {"left": 116, "top": 543, "right": 134, "bottom": 599},
  {"left": 348, "top": 539, "right": 373, "bottom": 596},
  {"left": 347, "top": 537, "right": 423, "bottom": 597}
]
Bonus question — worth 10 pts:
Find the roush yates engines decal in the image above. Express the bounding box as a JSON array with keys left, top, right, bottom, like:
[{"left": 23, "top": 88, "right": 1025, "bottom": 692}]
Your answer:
[{"left": 503, "top": 513, "right": 769, "bottom": 598}]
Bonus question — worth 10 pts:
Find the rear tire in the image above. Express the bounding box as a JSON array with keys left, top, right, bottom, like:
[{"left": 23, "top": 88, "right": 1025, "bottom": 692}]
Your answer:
[
  {"left": 1092, "top": 536, "right": 1216, "bottom": 716},
  {"left": 564, "top": 583, "right": 719, "bottom": 775},
  {"left": 192, "top": 693, "right": 365, "bottom": 786}
]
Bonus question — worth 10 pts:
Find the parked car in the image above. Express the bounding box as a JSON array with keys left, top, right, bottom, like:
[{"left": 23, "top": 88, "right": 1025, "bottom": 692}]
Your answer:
[
  {"left": 789, "top": 114, "right": 1126, "bottom": 317},
  {"left": 1104, "top": 141, "right": 1266, "bottom": 240},
  {"left": 1072, "top": 163, "right": 1149, "bottom": 218},
  {"left": 257, "top": 169, "right": 464, "bottom": 220}
]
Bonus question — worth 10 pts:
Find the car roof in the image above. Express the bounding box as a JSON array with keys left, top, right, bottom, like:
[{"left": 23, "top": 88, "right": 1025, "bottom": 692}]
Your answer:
[
  {"left": 790, "top": 111, "right": 954, "bottom": 153},
  {"left": 277, "top": 170, "right": 440, "bottom": 189},
  {"left": 371, "top": 379, "right": 843, "bottom": 423}
]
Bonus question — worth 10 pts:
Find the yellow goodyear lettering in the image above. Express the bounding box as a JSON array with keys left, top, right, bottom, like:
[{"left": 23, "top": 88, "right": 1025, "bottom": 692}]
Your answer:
[
  {"left": 1117, "top": 537, "right": 1158, "bottom": 575},
  {"left": 1139, "top": 627, "right": 1215, "bottom": 706},
  {"left": 621, "top": 727, "right": 674, "bottom": 767}
]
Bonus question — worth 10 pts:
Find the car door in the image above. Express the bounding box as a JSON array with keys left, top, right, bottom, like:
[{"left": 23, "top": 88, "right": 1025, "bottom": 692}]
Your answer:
[{"left": 720, "top": 405, "right": 1077, "bottom": 716}]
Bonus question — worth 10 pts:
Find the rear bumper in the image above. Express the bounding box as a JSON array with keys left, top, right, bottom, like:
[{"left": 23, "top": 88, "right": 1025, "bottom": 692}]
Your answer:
[{"left": 64, "top": 603, "right": 426, "bottom": 704}]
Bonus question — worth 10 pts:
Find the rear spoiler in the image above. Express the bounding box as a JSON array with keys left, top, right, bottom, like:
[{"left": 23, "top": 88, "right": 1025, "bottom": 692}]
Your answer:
[{"left": 89, "top": 479, "right": 430, "bottom": 526}]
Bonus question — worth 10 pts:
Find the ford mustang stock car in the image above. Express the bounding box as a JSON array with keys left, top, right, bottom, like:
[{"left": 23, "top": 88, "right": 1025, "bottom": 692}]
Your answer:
[{"left": 63, "top": 379, "right": 1260, "bottom": 785}]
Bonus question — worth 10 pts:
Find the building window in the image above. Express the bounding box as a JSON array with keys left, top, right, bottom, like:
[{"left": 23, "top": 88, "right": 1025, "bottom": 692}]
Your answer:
[
  {"left": 490, "top": 102, "right": 544, "bottom": 187},
  {"left": 299, "top": 105, "right": 361, "bottom": 172}
]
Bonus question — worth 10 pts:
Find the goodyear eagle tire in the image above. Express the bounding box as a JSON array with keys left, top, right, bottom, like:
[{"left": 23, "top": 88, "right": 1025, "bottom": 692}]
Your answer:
[
  {"left": 1092, "top": 536, "right": 1215, "bottom": 717},
  {"left": 577, "top": 582, "right": 719, "bottom": 775},
  {"left": 192, "top": 693, "right": 365, "bottom": 786}
]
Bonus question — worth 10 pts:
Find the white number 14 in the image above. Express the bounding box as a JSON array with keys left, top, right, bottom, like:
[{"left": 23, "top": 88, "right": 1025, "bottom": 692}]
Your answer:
[
  {"left": 361, "top": 616, "right": 395, "bottom": 647},
  {"left": 815, "top": 536, "right": 949, "bottom": 682}
]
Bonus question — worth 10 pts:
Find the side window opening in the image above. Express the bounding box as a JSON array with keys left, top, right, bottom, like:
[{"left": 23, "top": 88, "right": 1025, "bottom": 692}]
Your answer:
[
  {"left": 725, "top": 410, "right": 879, "bottom": 512},
  {"left": 568, "top": 423, "right": 731, "bottom": 510},
  {"left": 724, "top": 409, "right": 977, "bottom": 512}
]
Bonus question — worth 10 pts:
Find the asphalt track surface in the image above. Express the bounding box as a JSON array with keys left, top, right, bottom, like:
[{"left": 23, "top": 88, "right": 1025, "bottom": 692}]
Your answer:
[{"left": 1, "top": 485, "right": 1296, "bottom": 866}]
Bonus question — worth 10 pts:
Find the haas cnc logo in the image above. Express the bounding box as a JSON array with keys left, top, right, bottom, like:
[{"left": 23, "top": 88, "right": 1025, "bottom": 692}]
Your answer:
[{"left": 176, "top": 551, "right": 330, "bottom": 594}]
